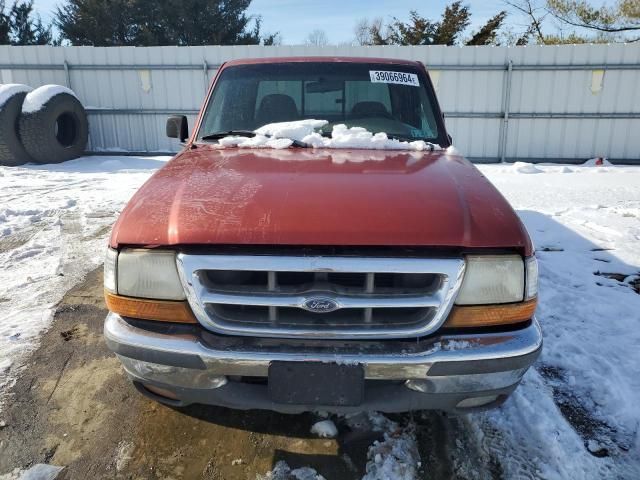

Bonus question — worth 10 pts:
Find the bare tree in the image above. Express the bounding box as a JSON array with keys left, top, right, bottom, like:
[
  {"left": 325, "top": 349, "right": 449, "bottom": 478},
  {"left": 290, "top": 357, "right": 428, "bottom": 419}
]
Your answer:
[
  {"left": 305, "top": 29, "right": 329, "bottom": 46},
  {"left": 547, "top": 0, "right": 639, "bottom": 40},
  {"left": 263, "top": 32, "right": 282, "bottom": 45},
  {"left": 354, "top": 18, "right": 371, "bottom": 45},
  {"left": 505, "top": 0, "right": 549, "bottom": 44},
  {"left": 354, "top": 3, "right": 506, "bottom": 46},
  {"left": 353, "top": 17, "right": 392, "bottom": 45},
  {"left": 504, "top": 0, "right": 635, "bottom": 44}
]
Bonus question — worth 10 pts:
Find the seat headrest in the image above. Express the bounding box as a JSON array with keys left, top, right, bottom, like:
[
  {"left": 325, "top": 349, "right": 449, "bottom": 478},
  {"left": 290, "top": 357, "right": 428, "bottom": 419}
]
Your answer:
[{"left": 255, "top": 94, "right": 299, "bottom": 126}]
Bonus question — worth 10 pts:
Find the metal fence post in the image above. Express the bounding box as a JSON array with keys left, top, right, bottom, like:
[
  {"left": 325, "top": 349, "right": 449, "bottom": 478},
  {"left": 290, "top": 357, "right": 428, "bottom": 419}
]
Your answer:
[
  {"left": 63, "top": 60, "right": 72, "bottom": 89},
  {"left": 498, "top": 60, "right": 513, "bottom": 163},
  {"left": 203, "top": 60, "right": 209, "bottom": 92}
]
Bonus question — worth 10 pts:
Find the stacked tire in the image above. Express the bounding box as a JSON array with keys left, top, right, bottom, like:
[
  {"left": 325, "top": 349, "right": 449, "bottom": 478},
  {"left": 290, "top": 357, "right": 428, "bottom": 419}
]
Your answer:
[{"left": 0, "top": 84, "right": 88, "bottom": 166}]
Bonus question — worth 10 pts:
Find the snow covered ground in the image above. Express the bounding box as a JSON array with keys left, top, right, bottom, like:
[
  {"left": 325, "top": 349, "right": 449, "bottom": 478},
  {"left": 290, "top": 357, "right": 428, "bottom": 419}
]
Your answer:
[
  {"left": 1, "top": 155, "right": 639, "bottom": 479},
  {"left": 0, "top": 156, "right": 169, "bottom": 403},
  {"left": 471, "top": 162, "right": 640, "bottom": 479}
]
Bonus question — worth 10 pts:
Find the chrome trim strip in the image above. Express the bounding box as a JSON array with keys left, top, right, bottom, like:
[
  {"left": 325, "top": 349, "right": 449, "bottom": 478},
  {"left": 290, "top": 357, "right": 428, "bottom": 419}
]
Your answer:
[
  {"left": 199, "top": 291, "right": 444, "bottom": 309},
  {"left": 177, "top": 254, "right": 465, "bottom": 339},
  {"left": 180, "top": 255, "right": 463, "bottom": 273}
]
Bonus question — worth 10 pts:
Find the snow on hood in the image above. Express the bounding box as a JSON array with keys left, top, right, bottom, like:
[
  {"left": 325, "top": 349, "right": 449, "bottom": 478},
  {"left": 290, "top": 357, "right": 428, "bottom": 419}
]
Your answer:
[
  {"left": 218, "top": 135, "right": 292, "bottom": 150},
  {"left": 217, "top": 119, "right": 441, "bottom": 151},
  {"left": 255, "top": 119, "right": 328, "bottom": 141},
  {"left": 0, "top": 84, "right": 32, "bottom": 108},
  {"left": 22, "top": 85, "right": 80, "bottom": 113}
]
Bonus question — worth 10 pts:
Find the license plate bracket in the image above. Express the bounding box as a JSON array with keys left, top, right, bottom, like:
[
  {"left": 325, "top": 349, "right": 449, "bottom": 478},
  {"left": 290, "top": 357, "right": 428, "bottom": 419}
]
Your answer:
[{"left": 268, "top": 361, "right": 364, "bottom": 406}]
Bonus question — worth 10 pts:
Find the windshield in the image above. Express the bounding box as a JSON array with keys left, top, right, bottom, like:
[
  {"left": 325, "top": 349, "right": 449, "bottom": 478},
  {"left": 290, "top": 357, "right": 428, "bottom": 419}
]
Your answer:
[{"left": 198, "top": 62, "right": 445, "bottom": 145}]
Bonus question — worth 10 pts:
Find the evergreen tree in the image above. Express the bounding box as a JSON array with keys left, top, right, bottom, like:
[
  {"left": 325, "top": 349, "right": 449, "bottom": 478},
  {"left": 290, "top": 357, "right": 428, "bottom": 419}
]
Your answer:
[
  {"left": 386, "top": 11, "right": 437, "bottom": 45},
  {"left": 466, "top": 11, "right": 508, "bottom": 45},
  {"left": 9, "top": 0, "right": 52, "bottom": 45},
  {"left": 55, "top": 0, "right": 269, "bottom": 46},
  {"left": 1, "top": 0, "right": 52, "bottom": 44},
  {"left": 433, "top": 1, "right": 471, "bottom": 45},
  {"left": 161, "top": 0, "right": 260, "bottom": 45},
  {"left": 355, "top": 2, "right": 503, "bottom": 46},
  {"left": 55, "top": 0, "right": 141, "bottom": 46},
  {"left": 0, "top": 1, "right": 10, "bottom": 44}
]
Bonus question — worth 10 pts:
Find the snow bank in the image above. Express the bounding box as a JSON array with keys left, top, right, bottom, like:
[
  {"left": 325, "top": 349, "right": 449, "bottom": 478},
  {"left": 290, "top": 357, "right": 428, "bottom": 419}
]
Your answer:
[
  {"left": 362, "top": 413, "right": 420, "bottom": 480},
  {"left": 0, "top": 464, "right": 64, "bottom": 480},
  {"left": 511, "top": 161, "right": 543, "bottom": 174},
  {"left": 310, "top": 419, "right": 338, "bottom": 438},
  {"left": 583, "top": 157, "right": 612, "bottom": 167},
  {"left": 22, "top": 85, "right": 79, "bottom": 113},
  {"left": 0, "top": 156, "right": 169, "bottom": 411},
  {"left": 218, "top": 120, "right": 441, "bottom": 151},
  {"left": 0, "top": 84, "right": 32, "bottom": 108},
  {"left": 483, "top": 161, "right": 622, "bottom": 176},
  {"left": 475, "top": 164, "right": 640, "bottom": 478}
]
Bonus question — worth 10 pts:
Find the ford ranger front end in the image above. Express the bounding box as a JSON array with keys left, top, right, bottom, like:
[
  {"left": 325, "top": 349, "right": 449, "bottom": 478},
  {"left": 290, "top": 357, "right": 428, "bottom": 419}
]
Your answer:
[{"left": 103, "top": 57, "right": 541, "bottom": 413}]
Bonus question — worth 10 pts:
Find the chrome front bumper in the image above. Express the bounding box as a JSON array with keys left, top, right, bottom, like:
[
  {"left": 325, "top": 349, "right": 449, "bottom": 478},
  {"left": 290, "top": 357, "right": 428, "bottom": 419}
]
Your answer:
[{"left": 104, "top": 313, "right": 542, "bottom": 413}]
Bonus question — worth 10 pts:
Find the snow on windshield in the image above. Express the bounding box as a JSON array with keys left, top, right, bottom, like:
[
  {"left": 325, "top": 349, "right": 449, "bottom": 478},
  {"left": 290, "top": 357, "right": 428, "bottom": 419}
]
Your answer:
[{"left": 216, "top": 119, "right": 441, "bottom": 151}]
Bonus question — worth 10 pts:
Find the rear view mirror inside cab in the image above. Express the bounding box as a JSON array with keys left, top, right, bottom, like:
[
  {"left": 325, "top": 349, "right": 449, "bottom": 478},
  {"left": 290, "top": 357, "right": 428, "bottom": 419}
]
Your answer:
[{"left": 305, "top": 80, "right": 343, "bottom": 93}]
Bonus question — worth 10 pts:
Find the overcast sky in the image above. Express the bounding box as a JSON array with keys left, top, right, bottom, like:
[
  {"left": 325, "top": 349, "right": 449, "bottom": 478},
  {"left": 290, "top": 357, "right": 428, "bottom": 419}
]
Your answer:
[{"left": 29, "top": 0, "right": 539, "bottom": 44}]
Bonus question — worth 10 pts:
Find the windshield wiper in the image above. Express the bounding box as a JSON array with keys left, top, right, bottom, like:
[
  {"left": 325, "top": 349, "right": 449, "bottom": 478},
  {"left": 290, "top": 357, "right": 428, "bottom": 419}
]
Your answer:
[
  {"left": 201, "top": 130, "right": 256, "bottom": 140},
  {"left": 386, "top": 133, "right": 438, "bottom": 150},
  {"left": 201, "top": 130, "right": 310, "bottom": 148},
  {"left": 385, "top": 133, "right": 422, "bottom": 142}
]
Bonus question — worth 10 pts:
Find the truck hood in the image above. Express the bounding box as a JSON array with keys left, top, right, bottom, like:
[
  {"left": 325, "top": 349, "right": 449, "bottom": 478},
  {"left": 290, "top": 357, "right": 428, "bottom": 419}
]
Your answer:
[{"left": 110, "top": 146, "right": 532, "bottom": 255}]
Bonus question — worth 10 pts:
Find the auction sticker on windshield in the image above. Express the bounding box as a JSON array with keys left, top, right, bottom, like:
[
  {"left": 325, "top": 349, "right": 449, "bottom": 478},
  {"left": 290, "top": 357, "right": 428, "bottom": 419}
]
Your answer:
[{"left": 369, "top": 71, "right": 419, "bottom": 87}]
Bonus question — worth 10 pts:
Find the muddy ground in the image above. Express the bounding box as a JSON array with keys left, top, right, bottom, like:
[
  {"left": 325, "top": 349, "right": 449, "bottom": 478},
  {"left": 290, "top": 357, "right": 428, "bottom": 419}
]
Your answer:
[{"left": 0, "top": 268, "right": 495, "bottom": 480}]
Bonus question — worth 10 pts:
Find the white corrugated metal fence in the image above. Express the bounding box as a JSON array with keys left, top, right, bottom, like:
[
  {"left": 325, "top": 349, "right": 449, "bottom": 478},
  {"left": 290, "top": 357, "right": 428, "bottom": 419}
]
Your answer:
[{"left": 1, "top": 44, "right": 639, "bottom": 163}]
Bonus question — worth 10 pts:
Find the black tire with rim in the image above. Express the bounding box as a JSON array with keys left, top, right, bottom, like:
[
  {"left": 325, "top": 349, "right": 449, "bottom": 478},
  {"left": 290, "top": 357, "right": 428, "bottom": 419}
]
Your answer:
[
  {"left": 19, "top": 92, "right": 88, "bottom": 164},
  {"left": 0, "top": 88, "right": 34, "bottom": 166}
]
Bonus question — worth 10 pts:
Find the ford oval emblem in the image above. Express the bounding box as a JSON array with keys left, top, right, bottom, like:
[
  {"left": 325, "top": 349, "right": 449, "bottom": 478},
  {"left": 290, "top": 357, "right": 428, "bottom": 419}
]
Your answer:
[{"left": 303, "top": 297, "right": 339, "bottom": 313}]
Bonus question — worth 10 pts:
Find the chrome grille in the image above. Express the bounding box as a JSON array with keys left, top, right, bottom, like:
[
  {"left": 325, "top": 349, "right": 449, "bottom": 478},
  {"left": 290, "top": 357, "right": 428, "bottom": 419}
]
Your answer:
[{"left": 178, "top": 254, "right": 465, "bottom": 339}]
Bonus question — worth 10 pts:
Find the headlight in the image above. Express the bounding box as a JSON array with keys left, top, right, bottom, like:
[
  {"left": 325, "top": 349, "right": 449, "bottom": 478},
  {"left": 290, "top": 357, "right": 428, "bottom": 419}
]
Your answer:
[
  {"left": 525, "top": 256, "right": 538, "bottom": 300},
  {"left": 116, "top": 249, "right": 186, "bottom": 300},
  {"left": 455, "top": 255, "right": 525, "bottom": 305}
]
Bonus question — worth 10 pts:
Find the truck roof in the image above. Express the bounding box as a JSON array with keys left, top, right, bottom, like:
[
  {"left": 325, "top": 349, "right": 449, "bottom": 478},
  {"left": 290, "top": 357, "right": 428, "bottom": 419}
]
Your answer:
[{"left": 223, "top": 56, "right": 423, "bottom": 67}]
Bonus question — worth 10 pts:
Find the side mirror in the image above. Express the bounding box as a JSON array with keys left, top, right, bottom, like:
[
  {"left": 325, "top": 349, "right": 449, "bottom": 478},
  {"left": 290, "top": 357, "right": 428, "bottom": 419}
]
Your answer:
[{"left": 166, "top": 115, "right": 189, "bottom": 142}]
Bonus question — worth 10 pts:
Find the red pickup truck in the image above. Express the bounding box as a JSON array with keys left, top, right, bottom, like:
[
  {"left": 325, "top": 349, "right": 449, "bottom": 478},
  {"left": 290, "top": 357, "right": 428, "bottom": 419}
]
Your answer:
[{"left": 103, "top": 57, "right": 541, "bottom": 413}]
